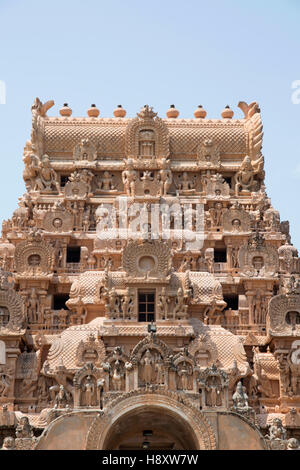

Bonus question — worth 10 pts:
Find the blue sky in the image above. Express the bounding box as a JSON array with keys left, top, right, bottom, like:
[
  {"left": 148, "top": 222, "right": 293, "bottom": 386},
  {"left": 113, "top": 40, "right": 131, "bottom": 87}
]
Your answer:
[{"left": 0, "top": 0, "right": 300, "bottom": 246}]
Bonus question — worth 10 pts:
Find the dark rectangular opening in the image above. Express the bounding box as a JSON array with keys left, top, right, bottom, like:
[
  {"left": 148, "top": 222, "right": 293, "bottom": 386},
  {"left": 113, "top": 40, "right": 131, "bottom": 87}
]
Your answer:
[
  {"left": 224, "top": 295, "right": 239, "bottom": 310},
  {"left": 53, "top": 294, "right": 69, "bottom": 310},
  {"left": 214, "top": 248, "right": 227, "bottom": 263},
  {"left": 224, "top": 176, "right": 232, "bottom": 188},
  {"left": 60, "top": 175, "right": 69, "bottom": 187},
  {"left": 138, "top": 291, "right": 155, "bottom": 323},
  {"left": 66, "top": 246, "right": 81, "bottom": 263}
]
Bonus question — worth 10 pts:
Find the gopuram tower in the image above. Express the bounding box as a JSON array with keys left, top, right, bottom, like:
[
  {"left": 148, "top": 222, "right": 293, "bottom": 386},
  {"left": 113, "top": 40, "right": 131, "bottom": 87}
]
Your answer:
[{"left": 0, "top": 99, "right": 299, "bottom": 450}]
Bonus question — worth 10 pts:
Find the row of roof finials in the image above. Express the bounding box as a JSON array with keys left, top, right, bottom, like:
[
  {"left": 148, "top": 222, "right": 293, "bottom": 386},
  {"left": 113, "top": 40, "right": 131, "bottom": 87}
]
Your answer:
[{"left": 57, "top": 103, "right": 237, "bottom": 119}]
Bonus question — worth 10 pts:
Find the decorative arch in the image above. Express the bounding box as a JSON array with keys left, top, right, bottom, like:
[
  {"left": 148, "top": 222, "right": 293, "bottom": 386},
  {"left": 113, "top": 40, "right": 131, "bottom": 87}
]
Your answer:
[
  {"left": 130, "top": 334, "right": 172, "bottom": 363},
  {"left": 14, "top": 237, "right": 54, "bottom": 275},
  {"left": 188, "top": 334, "right": 218, "bottom": 368},
  {"left": 125, "top": 109, "right": 170, "bottom": 159},
  {"left": 85, "top": 389, "right": 217, "bottom": 450},
  {"left": 0, "top": 288, "right": 25, "bottom": 332},
  {"left": 123, "top": 240, "right": 171, "bottom": 279}
]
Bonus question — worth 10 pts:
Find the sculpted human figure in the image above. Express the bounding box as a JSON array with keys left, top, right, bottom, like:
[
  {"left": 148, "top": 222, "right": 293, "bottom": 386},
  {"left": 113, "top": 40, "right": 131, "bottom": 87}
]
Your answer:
[
  {"left": 232, "top": 381, "right": 249, "bottom": 409},
  {"left": 155, "top": 359, "right": 165, "bottom": 385},
  {"left": 35, "top": 155, "right": 60, "bottom": 193},
  {"left": 174, "top": 287, "right": 188, "bottom": 319},
  {"left": 111, "top": 360, "right": 124, "bottom": 391},
  {"left": 53, "top": 385, "right": 71, "bottom": 409},
  {"left": 209, "top": 202, "right": 225, "bottom": 227},
  {"left": 99, "top": 171, "right": 115, "bottom": 191},
  {"left": 16, "top": 416, "right": 33, "bottom": 438},
  {"left": 27, "top": 287, "right": 39, "bottom": 323},
  {"left": 121, "top": 288, "right": 134, "bottom": 319},
  {"left": 82, "top": 375, "right": 95, "bottom": 407},
  {"left": 158, "top": 159, "right": 172, "bottom": 196},
  {"left": 177, "top": 172, "right": 194, "bottom": 192},
  {"left": 234, "top": 156, "right": 255, "bottom": 195},
  {"left": 141, "top": 349, "right": 154, "bottom": 384},
  {"left": 122, "top": 159, "right": 137, "bottom": 197},
  {"left": 178, "top": 361, "right": 192, "bottom": 390},
  {"left": 1, "top": 437, "right": 15, "bottom": 450},
  {"left": 0, "top": 367, "right": 12, "bottom": 397},
  {"left": 107, "top": 287, "right": 121, "bottom": 317},
  {"left": 205, "top": 376, "right": 221, "bottom": 407},
  {"left": 158, "top": 287, "right": 170, "bottom": 320},
  {"left": 267, "top": 418, "right": 287, "bottom": 441},
  {"left": 287, "top": 438, "right": 300, "bottom": 450}
]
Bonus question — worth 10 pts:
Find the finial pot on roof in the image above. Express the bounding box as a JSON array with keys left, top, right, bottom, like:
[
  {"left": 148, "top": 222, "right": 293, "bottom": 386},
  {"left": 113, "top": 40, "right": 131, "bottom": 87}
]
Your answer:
[
  {"left": 194, "top": 105, "right": 207, "bottom": 119},
  {"left": 166, "top": 104, "right": 179, "bottom": 118},
  {"left": 221, "top": 105, "right": 234, "bottom": 119},
  {"left": 59, "top": 103, "right": 72, "bottom": 117},
  {"left": 87, "top": 104, "right": 100, "bottom": 117},
  {"left": 113, "top": 105, "right": 126, "bottom": 118}
]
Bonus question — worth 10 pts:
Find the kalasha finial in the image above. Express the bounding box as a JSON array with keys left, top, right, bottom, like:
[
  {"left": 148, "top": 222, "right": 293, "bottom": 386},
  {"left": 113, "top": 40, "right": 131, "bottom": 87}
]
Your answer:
[
  {"left": 221, "top": 105, "right": 234, "bottom": 119},
  {"left": 113, "top": 104, "right": 126, "bottom": 118},
  {"left": 137, "top": 105, "right": 157, "bottom": 119},
  {"left": 166, "top": 104, "right": 179, "bottom": 118},
  {"left": 194, "top": 105, "right": 207, "bottom": 119},
  {"left": 87, "top": 104, "right": 100, "bottom": 117},
  {"left": 59, "top": 103, "right": 72, "bottom": 117}
]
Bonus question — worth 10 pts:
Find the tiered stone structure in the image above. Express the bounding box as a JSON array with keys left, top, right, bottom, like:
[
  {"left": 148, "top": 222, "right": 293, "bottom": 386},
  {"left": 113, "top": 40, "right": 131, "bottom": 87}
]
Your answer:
[{"left": 0, "top": 99, "right": 299, "bottom": 450}]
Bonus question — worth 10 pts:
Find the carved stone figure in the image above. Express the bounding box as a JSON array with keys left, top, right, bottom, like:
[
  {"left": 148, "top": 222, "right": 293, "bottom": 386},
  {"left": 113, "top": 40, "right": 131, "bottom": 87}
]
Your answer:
[
  {"left": 122, "top": 160, "right": 137, "bottom": 196},
  {"left": 232, "top": 381, "right": 249, "bottom": 409},
  {"left": 158, "top": 159, "right": 172, "bottom": 196},
  {"left": 16, "top": 416, "right": 33, "bottom": 438},
  {"left": 1, "top": 437, "right": 15, "bottom": 450}
]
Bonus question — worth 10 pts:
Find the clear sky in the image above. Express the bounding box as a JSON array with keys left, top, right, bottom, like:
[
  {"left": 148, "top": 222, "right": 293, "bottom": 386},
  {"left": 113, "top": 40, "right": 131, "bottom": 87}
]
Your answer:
[{"left": 0, "top": 0, "right": 300, "bottom": 246}]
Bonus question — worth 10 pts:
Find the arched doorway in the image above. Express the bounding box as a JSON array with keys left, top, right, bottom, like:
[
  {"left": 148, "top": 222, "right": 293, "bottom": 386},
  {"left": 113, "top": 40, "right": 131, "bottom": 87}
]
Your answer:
[
  {"left": 86, "top": 390, "right": 217, "bottom": 450},
  {"left": 104, "top": 407, "right": 198, "bottom": 450}
]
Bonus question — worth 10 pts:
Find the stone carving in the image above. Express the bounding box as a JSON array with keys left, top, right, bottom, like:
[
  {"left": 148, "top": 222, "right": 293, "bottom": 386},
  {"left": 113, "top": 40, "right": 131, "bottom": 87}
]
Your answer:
[
  {"left": 239, "top": 233, "right": 278, "bottom": 277},
  {"left": 43, "top": 208, "right": 74, "bottom": 232},
  {"left": 0, "top": 287, "right": 25, "bottom": 331},
  {"left": 158, "top": 158, "right": 172, "bottom": 196},
  {"left": 1, "top": 99, "right": 300, "bottom": 450},
  {"left": 197, "top": 139, "right": 220, "bottom": 167},
  {"left": 268, "top": 279, "right": 300, "bottom": 336},
  {"left": 73, "top": 138, "right": 97, "bottom": 161},
  {"left": 206, "top": 173, "right": 230, "bottom": 197},
  {"left": 122, "top": 159, "right": 137, "bottom": 196},
  {"left": 234, "top": 155, "right": 263, "bottom": 195},
  {"left": 122, "top": 240, "right": 171, "bottom": 279},
  {"left": 65, "top": 169, "right": 94, "bottom": 199},
  {"left": 209, "top": 202, "right": 226, "bottom": 228},
  {"left": 16, "top": 416, "right": 33, "bottom": 438},
  {"left": 266, "top": 418, "right": 288, "bottom": 450},
  {"left": 222, "top": 206, "right": 251, "bottom": 232},
  {"left": 76, "top": 333, "right": 106, "bottom": 367},
  {"left": 125, "top": 105, "right": 170, "bottom": 159},
  {"left": 73, "top": 363, "right": 103, "bottom": 408},
  {"left": 53, "top": 385, "right": 73, "bottom": 409},
  {"left": 198, "top": 364, "right": 229, "bottom": 408},
  {"left": 14, "top": 232, "right": 54, "bottom": 275},
  {"left": 0, "top": 366, "right": 13, "bottom": 397},
  {"left": 1, "top": 437, "right": 16, "bottom": 450}
]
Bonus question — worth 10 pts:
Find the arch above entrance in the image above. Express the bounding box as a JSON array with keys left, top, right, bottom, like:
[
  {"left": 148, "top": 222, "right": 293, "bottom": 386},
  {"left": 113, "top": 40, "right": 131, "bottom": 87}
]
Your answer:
[{"left": 85, "top": 389, "right": 217, "bottom": 450}]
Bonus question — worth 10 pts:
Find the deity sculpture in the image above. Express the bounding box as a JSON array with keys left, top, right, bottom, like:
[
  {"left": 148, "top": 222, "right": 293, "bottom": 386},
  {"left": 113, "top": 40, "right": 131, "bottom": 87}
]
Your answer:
[
  {"left": 16, "top": 416, "right": 33, "bottom": 438},
  {"left": 1, "top": 437, "right": 15, "bottom": 451},
  {"left": 141, "top": 349, "right": 154, "bottom": 384},
  {"left": 174, "top": 288, "right": 188, "bottom": 320},
  {"left": 232, "top": 381, "right": 249, "bottom": 409},
  {"left": 158, "top": 159, "right": 172, "bottom": 196},
  {"left": 122, "top": 160, "right": 137, "bottom": 197},
  {"left": 81, "top": 375, "right": 96, "bottom": 407},
  {"left": 34, "top": 155, "right": 60, "bottom": 193}
]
